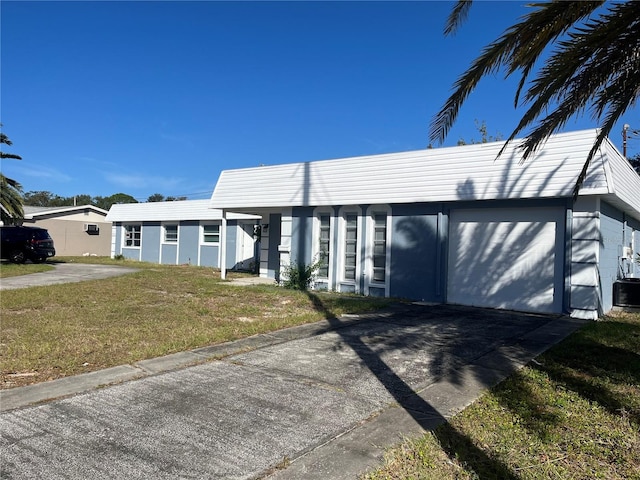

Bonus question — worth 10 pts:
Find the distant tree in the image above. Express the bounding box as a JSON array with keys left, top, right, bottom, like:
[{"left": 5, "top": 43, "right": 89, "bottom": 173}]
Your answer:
[
  {"left": 629, "top": 153, "right": 640, "bottom": 174},
  {"left": 93, "top": 193, "right": 138, "bottom": 211},
  {"left": 165, "top": 196, "right": 187, "bottom": 201},
  {"left": 457, "top": 120, "right": 503, "bottom": 146},
  {"left": 147, "top": 193, "right": 165, "bottom": 202},
  {"left": 24, "top": 191, "right": 64, "bottom": 207},
  {"left": 431, "top": 0, "right": 640, "bottom": 193},
  {"left": 0, "top": 131, "right": 24, "bottom": 224},
  {"left": 71, "top": 194, "right": 93, "bottom": 206}
]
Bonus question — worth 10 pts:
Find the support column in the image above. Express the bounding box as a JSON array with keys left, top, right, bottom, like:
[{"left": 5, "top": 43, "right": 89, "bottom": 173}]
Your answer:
[{"left": 220, "top": 211, "right": 227, "bottom": 280}]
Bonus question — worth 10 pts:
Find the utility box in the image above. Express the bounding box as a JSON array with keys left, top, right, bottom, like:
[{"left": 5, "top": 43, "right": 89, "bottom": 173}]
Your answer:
[{"left": 613, "top": 279, "right": 640, "bottom": 307}]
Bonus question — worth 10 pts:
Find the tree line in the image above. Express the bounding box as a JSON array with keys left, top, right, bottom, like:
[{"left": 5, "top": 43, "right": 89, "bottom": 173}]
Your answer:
[{"left": 22, "top": 191, "right": 189, "bottom": 210}]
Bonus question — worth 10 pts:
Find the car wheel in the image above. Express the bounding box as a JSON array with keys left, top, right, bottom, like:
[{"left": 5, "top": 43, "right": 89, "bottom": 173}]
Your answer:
[{"left": 9, "top": 250, "right": 26, "bottom": 264}]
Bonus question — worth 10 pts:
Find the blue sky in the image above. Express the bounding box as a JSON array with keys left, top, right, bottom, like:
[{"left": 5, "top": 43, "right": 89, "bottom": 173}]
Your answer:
[{"left": 2, "top": 1, "right": 638, "bottom": 202}]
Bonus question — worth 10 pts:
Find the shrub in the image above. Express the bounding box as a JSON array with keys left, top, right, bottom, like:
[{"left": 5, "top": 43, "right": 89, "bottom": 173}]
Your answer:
[{"left": 281, "top": 259, "right": 321, "bottom": 291}]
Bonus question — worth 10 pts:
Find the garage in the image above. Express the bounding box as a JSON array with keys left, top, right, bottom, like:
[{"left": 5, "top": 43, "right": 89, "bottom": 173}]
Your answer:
[{"left": 447, "top": 207, "right": 565, "bottom": 314}]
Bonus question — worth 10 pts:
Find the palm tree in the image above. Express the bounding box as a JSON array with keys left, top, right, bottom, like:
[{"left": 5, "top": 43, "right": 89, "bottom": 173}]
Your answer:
[
  {"left": 430, "top": 0, "right": 640, "bottom": 193},
  {"left": 1, "top": 131, "right": 24, "bottom": 224}
]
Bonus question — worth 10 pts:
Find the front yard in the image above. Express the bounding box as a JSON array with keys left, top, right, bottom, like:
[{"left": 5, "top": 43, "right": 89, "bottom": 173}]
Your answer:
[{"left": 0, "top": 257, "right": 390, "bottom": 389}]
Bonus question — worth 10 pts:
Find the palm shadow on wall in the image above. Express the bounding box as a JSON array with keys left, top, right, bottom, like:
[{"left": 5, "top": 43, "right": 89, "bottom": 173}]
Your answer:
[{"left": 290, "top": 148, "right": 598, "bottom": 475}]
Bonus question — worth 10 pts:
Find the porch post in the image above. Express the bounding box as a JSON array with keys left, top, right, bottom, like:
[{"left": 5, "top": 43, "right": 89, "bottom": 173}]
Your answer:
[{"left": 220, "top": 210, "right": 227, "bottom": 280}]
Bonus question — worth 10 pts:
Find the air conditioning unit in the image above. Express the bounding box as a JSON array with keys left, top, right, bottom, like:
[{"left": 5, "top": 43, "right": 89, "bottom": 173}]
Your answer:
[{"left": 84, "top": 223, "right": 99, "bottom": 234}]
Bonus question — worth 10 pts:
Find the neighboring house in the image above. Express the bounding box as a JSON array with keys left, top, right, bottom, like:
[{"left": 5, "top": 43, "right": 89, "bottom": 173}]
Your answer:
[
  {"left": 210, "top": 129, "right": 640, "bottom": 319},
  {"left": 21, "top": 205, "right": 111, "bottom": 256},
  {"left": 105, "top": 200, "right": 260, "bottom": 269}
]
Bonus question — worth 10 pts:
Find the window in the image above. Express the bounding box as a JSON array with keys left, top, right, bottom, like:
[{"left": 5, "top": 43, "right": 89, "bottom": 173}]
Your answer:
[
  {"left": 124, "top": 225, "right": 141, "bottom": 247},
  {"left": 318, "top": 214, "right": 331, "bottom": 278},
  {"left": 344, "top": 213, "right": 358, "bottom": 281},
  {"left": 202, "top": 224, "right": 220, "bottom": 243},
  {"left": 371, "top": 213, "right": 387, "bottom": 282},
  {"left": 164, "top": 225, "right": 178, "bottom": 243}
]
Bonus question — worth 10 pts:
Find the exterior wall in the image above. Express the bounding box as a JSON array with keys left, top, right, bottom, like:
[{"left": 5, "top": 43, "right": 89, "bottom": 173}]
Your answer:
[
  {"left": 262, "top": 213, "right": 282, "bottom": 280},
  {"left": 390, "top": 203, "right": 442, "bottom": 302},
  {"left": 23, "top": 218, "right": 111, "bottom": 256},
  {"left": 624, "top": 215, "right": 640, "bottom": 279},
  {"left": 597, "top": 201, "right": 640, "bottom": 312},
  {"left": 111, "top": 219, "right": 255, "bottom": 269},
  {"left": 177, "top": 221, "right": 199, "bottom": 265},
  {"left": 275, "top": 198, "right": 573, "bottom": 314},
  {"left": 632, "top": 217, "right": 640, "bottom": 279}
]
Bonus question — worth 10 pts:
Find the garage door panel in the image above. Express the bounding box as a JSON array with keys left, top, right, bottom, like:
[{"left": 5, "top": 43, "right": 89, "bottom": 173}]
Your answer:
[{"left": 448, "top": 208, "right": 563, "bottom": 314}]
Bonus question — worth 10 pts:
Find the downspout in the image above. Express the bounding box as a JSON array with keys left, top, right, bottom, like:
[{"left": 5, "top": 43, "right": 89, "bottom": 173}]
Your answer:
[{"left": 220, "top": 210, "right": 227, "bottom": 280}]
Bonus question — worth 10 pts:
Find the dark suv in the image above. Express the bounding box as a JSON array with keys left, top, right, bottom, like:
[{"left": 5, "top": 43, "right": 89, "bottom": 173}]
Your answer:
[{"left": 0, "top": 226, "right": 56, "bottom": 263}]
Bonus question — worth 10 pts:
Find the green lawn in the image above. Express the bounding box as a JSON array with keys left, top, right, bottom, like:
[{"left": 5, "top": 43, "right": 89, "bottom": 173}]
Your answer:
[
  {"left": 0, "top": 261, "right": 54, "bottom": 278},
  {"left": 1, "top": 257, "right": 390, "bottom": 389},
  {"left": 364, "top": 311, "right": 640, "bottom": 480}
]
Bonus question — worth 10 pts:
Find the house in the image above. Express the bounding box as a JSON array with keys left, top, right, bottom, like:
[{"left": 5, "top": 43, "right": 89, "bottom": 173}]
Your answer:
[
  {"left": 105, "top": 200, "right": 260, "bottom": 269},
  {"left": 21, "top": 205, "right": 111, "bottom": 256},
  {"left": 209, "top": 129, "right": 640, "bottom": 319}
]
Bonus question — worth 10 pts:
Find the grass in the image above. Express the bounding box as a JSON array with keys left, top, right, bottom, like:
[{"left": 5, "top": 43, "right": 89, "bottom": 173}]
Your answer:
[
  {"left": 0, "top": 261, "right": 54, "bottom": 278},
  {"left": 1, "top": 257, "right": 390, "bottom": 389},
  {"left": 363, "top": 311, "right": 640, "bottom": 480}
]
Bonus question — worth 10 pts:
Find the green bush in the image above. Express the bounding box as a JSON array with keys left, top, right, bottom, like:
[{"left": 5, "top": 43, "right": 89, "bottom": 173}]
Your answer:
[{"left": 281, "top": 259, "right": 321, "bottom": 291}]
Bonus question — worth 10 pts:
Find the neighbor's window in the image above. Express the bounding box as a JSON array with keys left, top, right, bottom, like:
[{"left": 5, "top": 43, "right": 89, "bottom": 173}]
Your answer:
[
  {"left": 318, "top": 214, "right": 331, "bottom": 278},
  {"left": 344, "top": 214, "right": 358, "bottom": 281},
  {"left": 372, "top": 213, "right": 387, "bottom": 282},
  {"left": 203, "top": 224, "right": 220, "bottom": 243},
  {"left": 164, "top": 225, "right": 178, "bottom": 243},
  {"left": 124, "top": 225, "right": 141, "bottom": 247}
]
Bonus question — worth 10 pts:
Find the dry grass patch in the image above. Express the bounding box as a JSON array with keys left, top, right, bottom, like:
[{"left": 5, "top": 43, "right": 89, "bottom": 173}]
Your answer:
[{"left": 1, "top": 261, "right": 390, "bottom": 389}]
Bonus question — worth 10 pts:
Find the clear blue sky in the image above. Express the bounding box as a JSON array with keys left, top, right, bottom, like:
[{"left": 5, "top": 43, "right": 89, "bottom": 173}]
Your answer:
[{"left": 2, "top": 1, "right": 638, "bottom": 202}]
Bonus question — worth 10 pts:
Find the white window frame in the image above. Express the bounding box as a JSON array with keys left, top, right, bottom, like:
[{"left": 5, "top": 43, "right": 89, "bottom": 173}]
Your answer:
[
  {"left": 162, "top": 224, "right": 179, "bottom": 244},
  {"left": 365, "top": 205, "right": 391, "bottom": 296},
  {"left": 200, "top": 222, "right": 221, "bottom": 245},
  {"left": 337, "top": 206, "right": 362, "bottom": 290},
  {"left": 312, "top": 208, "right": 335, "bottom": 286},
  {"left": 122, "top": 224, "right": 142, "bottom": 248}
]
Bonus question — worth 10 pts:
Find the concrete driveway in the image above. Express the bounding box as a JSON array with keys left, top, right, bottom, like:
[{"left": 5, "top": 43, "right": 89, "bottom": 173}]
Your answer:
[
  {"left": 0, "top": 302, "right": 585, "bottom": 479},
  {"left": 0, "top": 262, "right": 139, "bottom": 290}
]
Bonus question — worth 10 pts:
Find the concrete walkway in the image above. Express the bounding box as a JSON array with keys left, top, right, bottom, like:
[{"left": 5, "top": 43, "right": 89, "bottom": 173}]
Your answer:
[
  {"left": 0, "top": 262, "right": 139, "bottom": 290},
  {"left": 0, "top": 303, "right": 585, "bottom": 479}
]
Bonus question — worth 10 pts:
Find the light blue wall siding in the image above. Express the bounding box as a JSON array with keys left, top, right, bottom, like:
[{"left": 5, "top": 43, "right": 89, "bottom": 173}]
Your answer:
[
  {"left": 161, "top": 244, "right": 178, "bottom": 264},
  {"left": 291, "top": 208, "right": 314, "bottom": 265},
  {"left": 599, "top": 202, "right": 625, "bottom": 312},
  {"left": 178, "top": 221, "right": 199, "bottom": 265},
  {"left": 225, "top": 220, "right": 238, "bottom": 269},
  {"left": 200, "top": 245, "right": 219, "bottom": 267},
  {"left": 631, "top": 216, "right": 640, "bottom": 278},
  {"left": 141, "top": 223, "right": 161, "bottom": 263},
  {"left": 267, "top": 214, "right": 282, "bottom": 280}
]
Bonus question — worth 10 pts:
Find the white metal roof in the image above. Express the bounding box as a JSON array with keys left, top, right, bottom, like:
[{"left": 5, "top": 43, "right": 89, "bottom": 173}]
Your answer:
[
  {"left": 23, "top": 205, "right": 109, "bottom": 219},
  {"left": 209, "top": 129, "right": 640, "bottom": 220},
  {"left": 105, "top": 200, "right": 259, "bottom": 222}
]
